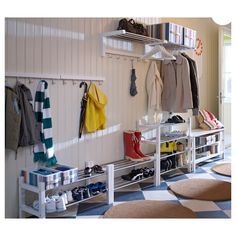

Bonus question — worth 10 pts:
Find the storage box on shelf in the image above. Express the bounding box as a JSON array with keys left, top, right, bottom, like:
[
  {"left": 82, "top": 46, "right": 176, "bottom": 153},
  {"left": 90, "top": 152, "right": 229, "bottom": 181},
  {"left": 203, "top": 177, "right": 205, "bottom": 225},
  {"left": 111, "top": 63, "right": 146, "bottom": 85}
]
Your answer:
[
  {"left": 147, "top": 22, "right": 184, "bottom": 45},
  {"left": 19, "top": 164, "right": 113, "bottom": 218},
  {"left": 190, "top": 128, "right": 224, "bottom": 171},
  {"left": 183, "top": 27, "right": 197, "bottom": 48}
]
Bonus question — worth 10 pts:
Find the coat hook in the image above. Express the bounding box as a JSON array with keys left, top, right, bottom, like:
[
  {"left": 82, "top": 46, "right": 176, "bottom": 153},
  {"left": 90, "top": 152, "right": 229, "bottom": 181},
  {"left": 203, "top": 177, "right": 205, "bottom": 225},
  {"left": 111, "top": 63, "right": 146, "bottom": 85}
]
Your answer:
[
  {"left": 98, "top": 80, "right": 103, "bottom": 86},
  {"left": 63, "top": 80, "right": 67, "bottom": 85},
  {"left": 28, "top": 78, "right": 32, "bottom": 84},
  {"left": 52, "top": 79, "right": 56, "bottom": 85},
  {"left": 72, "top": 80, "right": 76, "bottom": 85}
]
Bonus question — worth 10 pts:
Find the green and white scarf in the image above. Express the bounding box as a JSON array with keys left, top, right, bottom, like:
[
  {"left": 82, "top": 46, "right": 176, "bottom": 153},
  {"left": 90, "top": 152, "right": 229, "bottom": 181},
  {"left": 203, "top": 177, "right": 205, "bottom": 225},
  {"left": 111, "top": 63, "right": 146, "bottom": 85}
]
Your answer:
[{"left": 33, "top": 80, "right": 57, "bottom": 166}]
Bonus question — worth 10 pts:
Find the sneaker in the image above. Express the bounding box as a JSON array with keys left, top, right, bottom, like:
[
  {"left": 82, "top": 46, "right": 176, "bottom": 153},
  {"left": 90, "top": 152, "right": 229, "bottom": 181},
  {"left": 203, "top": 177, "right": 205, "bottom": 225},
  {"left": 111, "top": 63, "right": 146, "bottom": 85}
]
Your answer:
[
  {"left": 60, "top": 192, "right": 68, "bottom": 205},
  {"left": 45, "top": 197, "right": 57, "bottom": 213},
  {"left": 32, "top": 200, "right": 39, "bottom": 210},
  {"left": 121, "top": 169, "right": 143, "bottom": 181},
  {"left": 55, "top": 195, "right": 66, "bottom": 212},
  {"left": 66, "top": 190, "right": 73, "bottom": 202}
]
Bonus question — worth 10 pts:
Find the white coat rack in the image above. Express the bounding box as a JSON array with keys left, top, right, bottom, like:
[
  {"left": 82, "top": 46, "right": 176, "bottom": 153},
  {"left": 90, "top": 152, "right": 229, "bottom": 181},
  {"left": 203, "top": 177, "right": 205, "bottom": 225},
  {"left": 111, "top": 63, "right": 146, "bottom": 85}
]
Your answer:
[{"left": 5, "top": 72, "right": 105, "bottom": 83}]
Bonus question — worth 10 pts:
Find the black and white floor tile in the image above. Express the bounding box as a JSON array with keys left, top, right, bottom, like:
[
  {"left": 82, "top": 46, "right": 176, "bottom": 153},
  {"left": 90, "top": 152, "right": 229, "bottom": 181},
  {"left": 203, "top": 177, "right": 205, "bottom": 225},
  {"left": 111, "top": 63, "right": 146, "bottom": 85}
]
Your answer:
[{"left": 68, "top": 149, "right": 231, "bottom": 219}]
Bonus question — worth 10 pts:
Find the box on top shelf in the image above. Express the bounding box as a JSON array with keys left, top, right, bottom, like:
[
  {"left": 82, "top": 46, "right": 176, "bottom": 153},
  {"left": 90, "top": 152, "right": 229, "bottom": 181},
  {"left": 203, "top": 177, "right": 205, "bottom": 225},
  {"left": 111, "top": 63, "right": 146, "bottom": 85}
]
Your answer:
[
  {"left": 21, "top": 167, "right": 61, "bottom": 190},
  {"left": 147, "top": 22, "right": 184, "bottom": 45},
  {"left": 48, "top": 164, "right": 78, "bottom": 185},
  {"left": 183, "top": 27, "right": 197, "bottom": 48}
]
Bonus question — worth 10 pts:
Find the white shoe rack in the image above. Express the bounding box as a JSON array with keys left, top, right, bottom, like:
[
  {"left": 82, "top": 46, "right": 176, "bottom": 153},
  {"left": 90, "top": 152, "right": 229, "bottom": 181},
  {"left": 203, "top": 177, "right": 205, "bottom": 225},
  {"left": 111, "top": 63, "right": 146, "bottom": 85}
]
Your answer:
[
  {"left": 18, "top": 165, "right": 114, "bottom": 218},
  {"left": 18, "top": 124, "right": 224, "bottom": 218},
  {"left": 190, "top": 128, "right": 225, "bottom": 172}
]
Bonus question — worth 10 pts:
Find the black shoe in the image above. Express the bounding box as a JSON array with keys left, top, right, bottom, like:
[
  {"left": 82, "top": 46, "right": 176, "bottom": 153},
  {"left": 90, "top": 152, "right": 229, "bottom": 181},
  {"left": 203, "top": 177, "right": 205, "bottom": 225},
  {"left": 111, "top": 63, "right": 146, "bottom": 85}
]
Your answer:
[
  {"left": 84, "top": 167, "right": 92, "bottom": 177},
  {"left": 121, "top": 169, "right": 143, "bottom": 181}
]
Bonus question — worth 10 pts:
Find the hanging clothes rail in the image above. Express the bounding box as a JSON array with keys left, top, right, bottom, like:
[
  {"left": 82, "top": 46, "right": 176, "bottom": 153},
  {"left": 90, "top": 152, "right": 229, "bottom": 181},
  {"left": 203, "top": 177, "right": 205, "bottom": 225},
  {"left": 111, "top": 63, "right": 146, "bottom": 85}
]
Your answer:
[{"left": 5, "top": 72, "right": 105, "bottom": 82}]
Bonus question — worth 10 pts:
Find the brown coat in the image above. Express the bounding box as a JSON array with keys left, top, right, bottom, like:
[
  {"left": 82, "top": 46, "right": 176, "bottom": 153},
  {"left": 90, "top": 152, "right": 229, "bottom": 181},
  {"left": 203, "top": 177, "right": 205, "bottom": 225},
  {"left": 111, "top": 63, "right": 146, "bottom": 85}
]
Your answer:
[{"left": 161, "top": 54, "right": 193, "bottom": 113}]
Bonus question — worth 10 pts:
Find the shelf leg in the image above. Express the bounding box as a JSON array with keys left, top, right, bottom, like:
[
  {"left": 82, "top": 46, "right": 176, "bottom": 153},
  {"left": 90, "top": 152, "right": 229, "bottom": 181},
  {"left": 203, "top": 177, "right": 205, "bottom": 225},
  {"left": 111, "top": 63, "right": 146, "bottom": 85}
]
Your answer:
[
  {"left": 192, "top": 137, "right": 196, "bottom": 172},
  {"left": 106, "top": 164, "right": 114, "bottom": 205},
  {"left": 38, "top": 182, "right": 46, "bottom": 218},
  {"left": 18, "top": 176, "right": 25, "bottom": 218},
  {"left": 154, "top": 154, "right": 160, "bottom": 186}
]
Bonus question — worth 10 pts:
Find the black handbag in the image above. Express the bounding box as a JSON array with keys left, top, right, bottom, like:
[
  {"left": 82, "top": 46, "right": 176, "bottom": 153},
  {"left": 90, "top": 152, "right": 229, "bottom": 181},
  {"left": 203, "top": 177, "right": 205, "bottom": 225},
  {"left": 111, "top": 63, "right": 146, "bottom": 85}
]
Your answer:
[{"left": 117, "top": 18, "right": 148, "bottom": 36}]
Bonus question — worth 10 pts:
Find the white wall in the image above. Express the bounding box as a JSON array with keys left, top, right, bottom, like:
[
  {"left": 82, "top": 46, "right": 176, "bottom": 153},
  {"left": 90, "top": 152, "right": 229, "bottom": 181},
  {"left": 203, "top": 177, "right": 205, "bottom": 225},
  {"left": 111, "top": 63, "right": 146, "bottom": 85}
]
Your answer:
[{"left": 5, "top": 17, "right": 219, "bottom": 218}]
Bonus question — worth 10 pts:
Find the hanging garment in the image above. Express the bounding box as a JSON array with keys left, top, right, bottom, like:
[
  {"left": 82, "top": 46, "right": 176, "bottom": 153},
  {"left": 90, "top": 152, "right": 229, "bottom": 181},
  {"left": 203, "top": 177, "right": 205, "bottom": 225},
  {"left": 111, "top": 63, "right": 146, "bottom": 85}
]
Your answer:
[
  {"left": 161, "top": 54, "right": 193, "bottom": 113},
  {"left": 181, "top": 53, "right": 199, "bottom": 115},
  {"left": 84, "top": 83, "right": 108, "bottom": 133},
  {"left": 15, "top": 82, "right": 41, "bottom": 147},
  {"left": 33, "top": 80, "right": 57, "bottom": 167},
  {"left": 146, "top": 61, "right": 163, "bottom": 123},
  {"left": 130, "top": 68, "right": 138, "bottom": 96},
  {"left": 78, "top": 82, "right": 88, "bottom": 138},
  {"left": 5, "top": 86, "right": 21, "bottom": 151}
]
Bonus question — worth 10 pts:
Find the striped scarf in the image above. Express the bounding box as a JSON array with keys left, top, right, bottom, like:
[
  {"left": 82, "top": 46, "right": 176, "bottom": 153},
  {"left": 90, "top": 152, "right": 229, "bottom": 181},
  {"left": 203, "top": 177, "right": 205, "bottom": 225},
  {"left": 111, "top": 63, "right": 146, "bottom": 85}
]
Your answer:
[{"left": 33, "top": 80, "right": 57, "bottom": 166}]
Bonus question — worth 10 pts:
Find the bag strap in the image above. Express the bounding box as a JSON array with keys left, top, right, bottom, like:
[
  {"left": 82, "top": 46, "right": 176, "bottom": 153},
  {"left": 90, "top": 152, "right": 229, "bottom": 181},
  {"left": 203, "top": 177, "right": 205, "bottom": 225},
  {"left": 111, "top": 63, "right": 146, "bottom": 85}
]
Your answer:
[{"left": 128, "top": 19, "right": 136, "bottom": 25}]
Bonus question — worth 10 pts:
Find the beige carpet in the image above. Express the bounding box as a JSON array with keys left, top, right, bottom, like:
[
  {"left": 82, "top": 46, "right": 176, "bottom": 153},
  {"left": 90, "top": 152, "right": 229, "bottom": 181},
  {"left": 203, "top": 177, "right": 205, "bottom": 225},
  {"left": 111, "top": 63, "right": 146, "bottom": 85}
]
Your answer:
[
  {"left": 103, "top": 200, "right": 196, "bottom": 218},
  {"left": 211, "top": 163, "right": 231, "bottom": 177},
  {"left": 169, "top": 179, "right": 231, "bottom": 201}
]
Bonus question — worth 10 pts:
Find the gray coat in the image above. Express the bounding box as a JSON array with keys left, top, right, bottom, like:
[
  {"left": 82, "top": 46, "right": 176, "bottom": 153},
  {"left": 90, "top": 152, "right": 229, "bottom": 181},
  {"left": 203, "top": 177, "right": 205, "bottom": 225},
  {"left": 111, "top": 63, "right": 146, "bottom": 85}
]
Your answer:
[
  {"left": 5, "top": 86, "right": 21, "bottom": 151},
  {"left": 161, "top": 54, "right": 193, "bottom": 113},
  {"left": 15, "top": 82, "right": 40, "bottom": 147}
]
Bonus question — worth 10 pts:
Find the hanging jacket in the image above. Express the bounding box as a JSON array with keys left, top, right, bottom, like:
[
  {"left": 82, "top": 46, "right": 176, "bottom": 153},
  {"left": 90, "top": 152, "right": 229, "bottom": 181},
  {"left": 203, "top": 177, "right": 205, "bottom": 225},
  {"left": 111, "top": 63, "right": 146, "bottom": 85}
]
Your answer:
[
  {"left": 33, "top": 80, "right": 57, "bottom": 167},
  {"left": 181, "top": 53, "right": 199, "bottom": 115},
  {"left": 161, "top": 54, "right": 193, "bottom": 113},
  {"left": 85, "top": 83, "right": 108, "bottom": 133},
  {"left": 5, "top": 86, "right": 21, "bottom": 151},
  {"left": 15, "top": 82, "right": 41, "bottom": 147},
  {"left": 146, "top": 61, "right": 163, "bottom": 123}
]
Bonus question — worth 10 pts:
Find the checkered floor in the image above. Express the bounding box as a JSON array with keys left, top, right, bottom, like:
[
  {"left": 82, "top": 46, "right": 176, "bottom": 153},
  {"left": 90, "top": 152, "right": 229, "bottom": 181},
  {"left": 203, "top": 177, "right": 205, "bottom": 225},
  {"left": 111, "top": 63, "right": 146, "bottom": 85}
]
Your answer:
[{"left": 61, "top": 148, "right": 231, "bottom": 219}]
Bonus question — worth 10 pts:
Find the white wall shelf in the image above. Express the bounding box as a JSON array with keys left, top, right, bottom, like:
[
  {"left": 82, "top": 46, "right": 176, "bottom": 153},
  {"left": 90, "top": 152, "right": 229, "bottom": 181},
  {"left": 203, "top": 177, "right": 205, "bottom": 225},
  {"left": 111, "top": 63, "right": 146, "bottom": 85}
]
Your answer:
[{"left": 100, "top": 30, "right": 194, "bottom": 60}]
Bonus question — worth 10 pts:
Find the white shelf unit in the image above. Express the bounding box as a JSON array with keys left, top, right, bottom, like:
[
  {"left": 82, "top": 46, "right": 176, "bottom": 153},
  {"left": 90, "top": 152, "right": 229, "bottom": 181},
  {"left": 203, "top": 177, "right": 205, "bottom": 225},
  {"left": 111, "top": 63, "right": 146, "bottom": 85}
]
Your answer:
[
  {"left": 18, "top": 165, "right": 114, "bottom": 218},
  {"left": 100, "top": 30, "right": 194, "bottom": 60},
  {"left": 190, "top": 128, "right": 224, "bottom": 171},
  {"left": 137, "top": 118, "right": 192, "bottom": 185}
]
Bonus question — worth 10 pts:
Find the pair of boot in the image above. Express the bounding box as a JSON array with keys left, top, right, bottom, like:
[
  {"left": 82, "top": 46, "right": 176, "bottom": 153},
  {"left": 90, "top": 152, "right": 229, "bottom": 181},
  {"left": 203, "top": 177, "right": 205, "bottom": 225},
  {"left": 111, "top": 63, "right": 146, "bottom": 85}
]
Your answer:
[{"left": 123, "top": 130, "right": 150, "bottom": 161}]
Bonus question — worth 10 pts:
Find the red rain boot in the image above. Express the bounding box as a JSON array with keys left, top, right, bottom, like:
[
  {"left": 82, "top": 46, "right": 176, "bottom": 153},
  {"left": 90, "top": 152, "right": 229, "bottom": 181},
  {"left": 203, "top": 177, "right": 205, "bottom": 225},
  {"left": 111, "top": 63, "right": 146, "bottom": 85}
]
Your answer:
[
  {"left": 123, "top": 131, "right": 144, "bottom": 161},
  {"left": 134, "top": 131, "right": 151, "bottom": 161}
]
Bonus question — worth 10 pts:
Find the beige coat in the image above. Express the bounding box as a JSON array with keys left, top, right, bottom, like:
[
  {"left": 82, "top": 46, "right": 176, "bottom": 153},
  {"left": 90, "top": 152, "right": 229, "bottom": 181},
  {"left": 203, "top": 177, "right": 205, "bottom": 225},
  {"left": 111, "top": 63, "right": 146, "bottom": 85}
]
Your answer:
[
  {"left": 161, "top": 54, "right": 193, "bottom": 113},
  {"left": 146, "top": 61, "right": 163, "bottom": 122}
]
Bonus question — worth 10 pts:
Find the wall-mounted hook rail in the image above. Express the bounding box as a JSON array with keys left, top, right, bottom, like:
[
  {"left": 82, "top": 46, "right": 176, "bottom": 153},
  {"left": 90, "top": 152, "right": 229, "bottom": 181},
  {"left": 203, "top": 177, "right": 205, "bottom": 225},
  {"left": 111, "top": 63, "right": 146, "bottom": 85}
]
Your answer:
[{"left": 5, "top": 72, "right": 105, "bottom": 83}]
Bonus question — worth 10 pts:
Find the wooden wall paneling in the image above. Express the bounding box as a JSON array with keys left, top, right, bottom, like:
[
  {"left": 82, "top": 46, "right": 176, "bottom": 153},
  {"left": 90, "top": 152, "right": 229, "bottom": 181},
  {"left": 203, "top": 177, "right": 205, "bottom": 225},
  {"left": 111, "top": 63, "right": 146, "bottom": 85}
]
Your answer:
[
  {"left": 33, "top": 18, "right": 43, "bottom": 74},
  {"left": 6, "top": 18, "right": 18, "bottom": 73},
  {"left": 25, "top": 19, "right": 34, "bottom": 73},
  {"left": 49, "top": 18, "right": 59, "bottom": 143},
  {"left": 42, "top": 19, "right": 51, "bottom": 75},
  {"left": 16, "top": 18, "right": 26, "bottom": 73}
]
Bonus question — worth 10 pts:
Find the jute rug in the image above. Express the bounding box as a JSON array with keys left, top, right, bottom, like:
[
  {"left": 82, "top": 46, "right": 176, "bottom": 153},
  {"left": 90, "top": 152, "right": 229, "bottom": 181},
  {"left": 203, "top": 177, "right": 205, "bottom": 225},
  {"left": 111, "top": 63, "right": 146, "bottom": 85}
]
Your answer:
[
  {"left": 103, "top": 200, "right": 196, "bottom": 218},
  {"left": 169, "top": 179, "right": 231, "bottom": 201},
  {"left": 211, "top": 163, "right": 231, "bottom": 177}
]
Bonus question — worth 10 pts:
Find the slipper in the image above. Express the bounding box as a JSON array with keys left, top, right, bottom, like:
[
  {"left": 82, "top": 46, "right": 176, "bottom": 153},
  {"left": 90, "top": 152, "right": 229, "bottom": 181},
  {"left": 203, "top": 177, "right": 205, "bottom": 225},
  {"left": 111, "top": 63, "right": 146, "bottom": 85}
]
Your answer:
[{"left": 84, "top": 167, "right": 92, "bottom": 177}]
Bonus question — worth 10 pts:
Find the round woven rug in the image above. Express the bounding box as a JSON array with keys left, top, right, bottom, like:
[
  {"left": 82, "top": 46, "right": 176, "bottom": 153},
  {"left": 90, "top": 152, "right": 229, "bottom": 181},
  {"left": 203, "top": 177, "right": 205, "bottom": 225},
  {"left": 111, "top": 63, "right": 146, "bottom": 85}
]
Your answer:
[
  {"left": 169, "top": 178, "right": 231, "bottom": 201},
  {"left": 211, "top": 163, "right": 231, "bottom": 177},
  {"left": 103, "top": 200, "right": 196, "bottom": 218}
]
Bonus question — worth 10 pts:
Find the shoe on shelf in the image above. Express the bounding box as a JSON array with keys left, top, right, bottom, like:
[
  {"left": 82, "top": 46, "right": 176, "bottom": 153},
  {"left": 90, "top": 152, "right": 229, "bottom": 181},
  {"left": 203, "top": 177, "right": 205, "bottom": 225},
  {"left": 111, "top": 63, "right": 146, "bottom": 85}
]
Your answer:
[
  {"left": 54, "top": 195, "right": 66, "bottom": 212},
  {"left": 45, "top": 197, "right": 57, "bottom": 213},
  {"left": 32, "top": 200, "right": 39, "bottom": 211},
  {"left": 87, "top": 183, "right": 100, "bottom": 196},
  {"left": 66, "top": 190, "right": 73, "bottom": 203},
  {"left": 177, "top": 154, "right": 183, "bottom": 167},
  {"left": 84, "top": 167, "right": 92, "bottom": 177},
  {"left": 92, "top": 165, "right": 105, "bottom": 174},
  {"left": 96, "top": 182, "right": 107, "bottom": 193},
  {"left": 176, "top": 115, "right": 185, "bottom": 123},
  {"left": 59, "top": 192, "right": 68, "bottom": 205},
  {"left": 134, "top": 131, "right": 151, "bottom": 161},
  {"left": 123, "top": 131, "right": 144, "bottom": 162},
  {"left": 121, "top": 169, "right": 143, "bottom": 181},
  {"left": 72, "top": 187, "right": 83, "bottom": 201}
]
